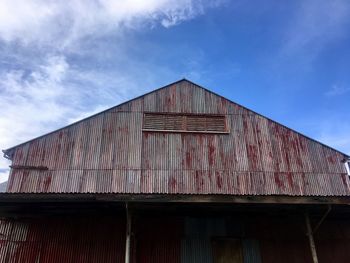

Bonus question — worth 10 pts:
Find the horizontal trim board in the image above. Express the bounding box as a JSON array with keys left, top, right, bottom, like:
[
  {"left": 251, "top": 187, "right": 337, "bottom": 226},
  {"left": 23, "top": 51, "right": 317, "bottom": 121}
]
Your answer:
[
  {"left": 0, "top": 193, "right": 349, "bottom": 205},
  {"left": 142, "top": 129, "right": 230, "bottom": 134}
]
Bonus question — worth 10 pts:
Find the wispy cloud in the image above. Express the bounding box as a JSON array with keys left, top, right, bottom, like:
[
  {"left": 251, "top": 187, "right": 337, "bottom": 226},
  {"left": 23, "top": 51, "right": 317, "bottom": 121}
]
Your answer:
[
  {"left": 0, "top": 0, "right": 219, "bottom": 49},
  {"left": 325, "top": 84, "right": 350, "bottom": 97},
  {"left": 282, "top": 0, "right": 350, "bottom": 58},
  {"left": 0, "top": 0, "right": 223, "bottom": 183},
  {"left": 0, "top": 169, "right": 9, "bottom": 186},
  {"left": 0, "top": 53, "right": 173, "bottom": 182}
]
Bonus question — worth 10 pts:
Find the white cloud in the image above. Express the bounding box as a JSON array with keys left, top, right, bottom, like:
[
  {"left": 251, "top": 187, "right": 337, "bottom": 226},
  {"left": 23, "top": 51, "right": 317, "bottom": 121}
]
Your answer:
[
  {"left": 0, "top": 54, "right": 143, "bottom": 182},
  {"left": 0, "top": 53, "right": 180, "bottom": 183},
  {"left": 325, "top": 84, "right": 350, "bottom": 97},
  {"left": 0, "top": 0, "right": 217, "bottom": 49},
  {"left": 0, "top": 168, "right": 9, "bottom": 184},
  {"left": 0, "top": 0, "right": 223, "bottom": 184},
  {"left": 0, "top": 56, "right": 71, "bottom": 176},
  {"left": 0, "top": 55, "right": 69, "bottom": 145}
]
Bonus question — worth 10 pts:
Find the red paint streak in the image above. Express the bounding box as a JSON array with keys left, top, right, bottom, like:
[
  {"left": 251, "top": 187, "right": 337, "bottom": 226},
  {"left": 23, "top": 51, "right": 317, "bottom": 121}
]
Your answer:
[
  {"left": 247, "top": 145, "right": 258, "bottom": 170},
  {"left": 118, "top": 127, "right": 129, "bottom": 133},
  {"left": 169, "top": 177, "right": 177, "bottom": 190},
  {"left": 219, "top": 97, "right": 227, "bottom": 114},
  {"left": 299, "top": 137, "right": 307, "bottom": 152},
  {"left": 268, "top": 150, "right": 273, "bottom": 159},
  {"left": 43, "top": 175, "right": 52, "bottom": 192},
  {"left": 195, "top": 171, "right": 203, "bottom": 192},
  {"left": 16, "top": 148, "right": 24, "bottom": 164},
  {"left": 219, "top": 140, "right": 226, "bottom": 168},
  {"left": 280, "top": 129, "right": 292, "bottom": 171},
  {"left": 286, "top": 172, "right": 293, "bottom": 188},
  {"left": 327, "top": 156, "right": 336, "bottom": 164},
  {"left": 166, "top": 97, "right": 172, "bottom": 107},
  {"left": 208, "top": 137, "right": 215, "bottom": 166},
  {"left": 198, "top": 133, "right": 204, "bottom": 146},
  {"left": 274, "top": 172, "right": 283, "bottom": 189},
  {"left": 20, "top": 171, "right": 29, "bottom": 192},
  {"left": 242, "top": 115, "right": 248, "bottom": 131},
  {"left": 7, "top": 170, "right": 15, "bottom": 192},
  {"left": 216, "top": 173, "right": 223, "bottom": 189},
  {"left": 284, "top": 151, "right": 291, "bottom": 171},
  {"left": 294, "top": 141, "right": 303, "bottom": 168},
  {"left": 185, "top": 152, "right": 192, "bottom": 168}
]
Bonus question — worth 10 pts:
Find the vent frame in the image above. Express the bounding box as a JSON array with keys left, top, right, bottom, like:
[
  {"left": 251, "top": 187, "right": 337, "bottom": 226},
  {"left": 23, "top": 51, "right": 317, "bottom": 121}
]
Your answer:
[{"left": 142, "top": 112, "right": 229, "bottom": 134}]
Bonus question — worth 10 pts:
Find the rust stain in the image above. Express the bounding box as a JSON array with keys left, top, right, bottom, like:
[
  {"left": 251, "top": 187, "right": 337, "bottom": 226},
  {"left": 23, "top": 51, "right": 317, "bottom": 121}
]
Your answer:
[
  {"left": 169, "top": 177, "right": 177, "bottom": 189},
  {"left": 185, "top": 152, "right": 192, "bottom": 169},
  {"left": 195, "top": 171, "right": 204, "bottom": 192},
  {"left": 216, "top": 172, "right": 223, "bottom": 189},
  {"left": 208, "top": 137, "right": 215, "bottom": 166},
  {"left": 4, "top": 80, "right": 348, "bottom": 197},
  {"left": 43, "top": 175, "right": 52, "bottom": 192},
  {"left": 286, "top": 172, "right": 294, "bottom": 189},
  {"left": 274, "top": 172, "right": 283, "bottom": 189},
  {"left": 327, "top": 156, "right": 336, "bottom": 164}
]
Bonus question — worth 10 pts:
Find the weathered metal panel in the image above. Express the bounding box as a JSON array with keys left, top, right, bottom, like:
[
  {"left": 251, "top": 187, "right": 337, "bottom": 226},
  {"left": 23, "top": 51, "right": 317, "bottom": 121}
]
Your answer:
[
  {"left": 242, "top": 239, "right": 262, "bottom": 263},
  {"left": 184, "top": 217, "right": 226, "bottom": 238},
  {"left": 136, "top": 217, "right": 182, "bottom": 263},
  {"left": 212, "top": 238, "right": 244, "bottom": 263},
  {"left": 5, "top": 80, "right": 350, "bottom": 196},
  {"left": 181, "top": 239, "right": 213, "bottom": 263},
  {"left": 0, "top": 216, "right": 125, "bottom": 263}
]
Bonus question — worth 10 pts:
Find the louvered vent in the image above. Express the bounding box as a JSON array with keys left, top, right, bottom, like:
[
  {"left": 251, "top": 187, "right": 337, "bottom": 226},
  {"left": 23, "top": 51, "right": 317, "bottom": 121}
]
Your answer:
[{"left": 143, "top": 113, "right": 228, "bottom": 133}]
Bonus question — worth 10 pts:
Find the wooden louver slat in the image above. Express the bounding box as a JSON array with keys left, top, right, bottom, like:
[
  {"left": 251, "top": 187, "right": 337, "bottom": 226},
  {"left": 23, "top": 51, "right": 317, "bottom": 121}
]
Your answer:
[{"left": 143, "top": 113, "right": 228, "bottom": 133}]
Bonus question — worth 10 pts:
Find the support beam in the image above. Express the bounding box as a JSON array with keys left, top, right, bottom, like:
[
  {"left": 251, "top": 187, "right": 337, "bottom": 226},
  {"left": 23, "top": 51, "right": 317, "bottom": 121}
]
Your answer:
[
  {"left": 125, "top": 203, "right": 132, "bottom": 263},
  {"left": 313, "top": 205, "right": 331, "bottom": 234},
  {"left": 305, "top": 212, "right": 318, "bottom": 263}
]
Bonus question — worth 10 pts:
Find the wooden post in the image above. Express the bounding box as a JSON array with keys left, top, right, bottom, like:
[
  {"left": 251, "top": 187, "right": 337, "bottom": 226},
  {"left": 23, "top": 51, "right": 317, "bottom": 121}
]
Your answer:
[
  {"left": 305, "top": 212, "right": 318, "bottom": 263},
  {"left": 125, "top": 203, "right": 132, "bottom": 263}
]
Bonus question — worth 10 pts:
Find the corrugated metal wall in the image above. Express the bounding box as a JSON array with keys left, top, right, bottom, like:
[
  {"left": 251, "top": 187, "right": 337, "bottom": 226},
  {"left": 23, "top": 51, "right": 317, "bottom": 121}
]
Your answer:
[
  {"left": 181, "top": 217, "right": 224, "bottom": 263},
  {"left": 135, "top": 216, "right": 262, "bottom": 263},
  {"left": 0, "top": 216, "right": 125, "bottom": 263},
  {"left": 242, "top": 239, "right": 262, "bottom": 263},
  {"left": 1, "top": 213, "right": 350, "bottom": 263},
  {"left": 135, "top": 217, "right": 183, "bottom": 263},
  {"left": 6, "top": 80, "right": 350, "bottom": 196}
]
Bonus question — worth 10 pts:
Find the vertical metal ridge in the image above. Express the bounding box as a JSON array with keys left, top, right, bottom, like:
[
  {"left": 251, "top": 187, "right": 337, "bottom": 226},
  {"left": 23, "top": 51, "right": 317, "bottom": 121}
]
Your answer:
[{"left": 5, "top": 81, "right": 349, "bottom": 196}]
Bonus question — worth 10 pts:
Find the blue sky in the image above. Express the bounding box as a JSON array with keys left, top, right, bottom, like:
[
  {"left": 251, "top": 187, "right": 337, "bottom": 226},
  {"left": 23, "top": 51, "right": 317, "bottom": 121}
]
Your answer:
[{"left": 0, "top": 0, "right": 350, "bottom": 182}]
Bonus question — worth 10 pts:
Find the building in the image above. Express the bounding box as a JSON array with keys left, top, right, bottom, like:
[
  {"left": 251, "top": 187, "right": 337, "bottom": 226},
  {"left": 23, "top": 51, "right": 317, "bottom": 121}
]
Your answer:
[{"left": 1, "top": 79, "right": 350, "bottom": 263}]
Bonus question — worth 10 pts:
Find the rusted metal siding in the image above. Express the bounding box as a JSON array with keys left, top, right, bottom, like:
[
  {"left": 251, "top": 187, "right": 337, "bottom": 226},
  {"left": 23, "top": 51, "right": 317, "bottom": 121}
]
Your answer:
[
  {"left": 242, "top": 239, "right": 262, "bottom": 263},
  {"left": 1, "top": 213, "right": 349, "bottom": 263},
  {"left": 313, "top": 219, "right": 350, "bottom": 263},
  {"left": 6, "top": 80, "right": 350, "bottom": 195},
  {"left": 0, "top": 216, "right": 125, "bottom": 263},
  {"left": 136, "top": 217, "right": 182, "bottom": 263},
  {"left": 181, "top": 239, "right": 213, "bottom": 263}
]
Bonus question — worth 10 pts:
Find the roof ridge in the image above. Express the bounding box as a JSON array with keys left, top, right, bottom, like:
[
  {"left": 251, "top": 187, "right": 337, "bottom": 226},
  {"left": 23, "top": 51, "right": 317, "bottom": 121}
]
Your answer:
[{"left": 3, "top": 78, "right": 349, "bottom": 159}]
